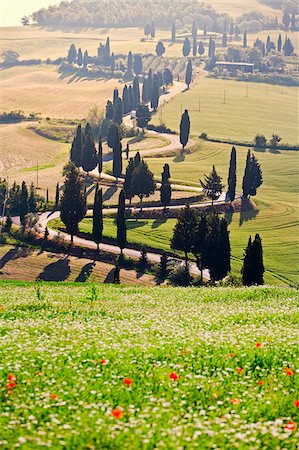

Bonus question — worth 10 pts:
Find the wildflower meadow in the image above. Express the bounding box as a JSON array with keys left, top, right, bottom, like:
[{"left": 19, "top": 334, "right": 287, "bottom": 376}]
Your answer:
[{"left": 0, "top": 283, "right": 298, "bottom": 449}]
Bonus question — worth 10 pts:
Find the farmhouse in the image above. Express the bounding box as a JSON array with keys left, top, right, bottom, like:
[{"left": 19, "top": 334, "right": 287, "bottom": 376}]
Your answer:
[{"left": 215, "top": 62, "right": 254, "bottom": 73}]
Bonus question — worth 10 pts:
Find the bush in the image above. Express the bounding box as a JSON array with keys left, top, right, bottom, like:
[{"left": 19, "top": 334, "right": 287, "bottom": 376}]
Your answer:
[
  {"left": 147, "top": 123, "right": 176, "bottom": 134},
  {"left": 199, "top": 132, "right": 208, "bottom": 140},
  {"left": 168, "top": 264, "right": 192, "bottom": 287}
]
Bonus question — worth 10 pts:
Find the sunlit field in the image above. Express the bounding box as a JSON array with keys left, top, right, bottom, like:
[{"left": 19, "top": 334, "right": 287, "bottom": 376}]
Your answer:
[{"left": 0, "top": 283, "right": 298, "bottom": 449}]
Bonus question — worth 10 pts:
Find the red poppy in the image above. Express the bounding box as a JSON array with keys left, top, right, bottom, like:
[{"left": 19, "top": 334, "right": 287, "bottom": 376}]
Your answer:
[
  {"left": 231, "top": 398, "right": 240, "bottom": 405},
  {"left": 237, "top": 368, "right": 243, "bottom": 374},
  {"left": 112, "top": 408, "right": 123, "bottom": 419},
  {"left": 6, "top": 382, "right": 16, "bottom": 389},
  {"left": 7, "top": 374, "right": 16, "bottom": 381},
  {"left": 255, "top": 342, "right": 262, "bottom": 348},
  {"left": 284, "top": 367, "right": 294, "bottom": 377},
  {"left": 51, "top": 394, "right": 58, "bottom": 400},
  {"left": 284, "top": 421, "right": 296, "bottom": 431},
  {"left": 35, "top": 371, "right": 41, "bottom": 375},
  {"left": 229, "top": 353, "right": 235, "bottom": 358},
  {"left": 169, "top": 372, "right": 179, "bottom": 381},
  {"left": 294, "top": 400, "right": 299, "bottom": 408},
  {"left": 124, "top": 378, "right": 132, "bottom": 386},
  {"left": 100, "top": 359, "right": 107, "bottom": 365},
  {"left": 257, "top": 380, "right": 263, "bottom": 386}
]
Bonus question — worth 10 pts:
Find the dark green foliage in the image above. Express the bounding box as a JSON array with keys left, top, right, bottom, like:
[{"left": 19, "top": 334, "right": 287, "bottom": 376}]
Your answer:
[
  {"left": 136, "top": 104, "right": 151, "bottom": 129},
  {"left": 282, "top": 12, "right": 290, "bottom": 29},
  {"left": 60, "top": 162, "right": 87, "bottom": 242},
  {"left": 171, "top": 204, "right": 197, "bottom": 268},
  {"left": 269, "top": 134, "right": 281, "bottom": 148},
  {"left": 44, "top": 226, "right": 49, "bottom": 241},
  {"left": 127, "top": 51, "right": 133, "bottom": 74},
  {"left": 192, "top": 37, "right": 197, "bottom": 57},
  {"left": 81, "top": 124, "right": 97, "bottom": 173},
  {"left": 116, "top": 189, "right": 127, "bottom": 253},
  {"left": 208, "top": 36, "right": 216, "bottom": 57},
  {"left": 171, "top": 22, "right": 176, "bottom": 42},
  {"left": 160, "top": 182, "right": 171, "bottom": 210},
  {"left": 205, "top": 215, "right": 231, "bottom": 282},
  {"left": 182, "top": 38, "right": 191, "bottom": 57},
  {"left": 55, "top": 183, "right": 59, "bottom": 207},
  {"left": 151, "top": 77, "right": 160, "bottom": 111},
  {"left": 132, "top": 160, "right": 155, "bottom": 208},
  {"left": 122, "top": 85, "right": 130, "bottom": 115},
  {"left": 110, "top": 52, "right": 115, "bottom": 71},
  {"left": 67, "top": 44, "right": 77, "bottom": 63},
  {"left": 125, "top": 143, "right": 129, "bottom": 160},
  {"left": 19, "top": 181, "right": 29, "bottom": 226},
  {"left": 168, "top": 264, "right": 192, "bottom": 287},
  {"left": 192, "top": 19, "right": 198, "bottom": 39},
  {"left": 107, "top": 123, "right": 119, "bottom": 149},
  {"left": 92, "top": 184, "right": 103, "bottom": 250},
  {"left": 150, "top": 22, "right": 155, "bottom": 39},
  {"left": 112, "top": 128, "right": 122, "bottom": 178},
  {"left": 113, "top": 264, "right": 120, "bottom": 284},
  {"left": 180, "top": 109, "right": 190, "bottom": 151},
  {"left": 158, "top": 251, "right": 168, "bottom": 280},
  {"left": 277, "top": 34, "right": 282, "bottom": 52},
  {"left": 200, "top": 165, "right": 224, "bottom": 205},
  {"left": 98, "top": 135, "right": 103, "bottom": 176},
  {"left": 46, "top": 188, "right": 49, "bottom": 204},
  {"left": 70, "top": 125, "right": 82, "bottom": 168},
  {"left": 162, "top": 163, "right": 170, "bottom": 183},
  {"left": 113, "top": 88, "right": 119, "bottom": 108},
  {"left": 192, "top": 215, "right": 208, "bottom": 282},
  {"left": 105, "top": 37, "right": 111, "bottom": 58},
  {"left": 7, "top": 182, "right": 20, "bottom": 216},
  {"left": 242, "top": 150, "right": 263, "bottom": 198},
  {"left": 291, "top": 13, "right": 296, "bottom": 30},
  {"left": 255, "top": 134, "right": 267, "bottom": 149},
  {"left": 142, "top": 78, "right": 148, "bottom": 103},
  {"left": 114, "top": 98, "right": 123, "bottom": 125},
  {"left": 83, "top": 50, "right": 89, "bottom": 68},
  {"left": 198, "top": 41, "right": 205, "bottom": 56},
  {"left": 124, "top": 158, "right": 134, "bottom": 203},
  {"left": 242, "top": 234, "right": 264, "bottom": 286},
  {"left": 133, "top": 54, "right": 143, "bottom": 76},
  {"left": 156, "top": 41, "right": 165, "bottom": 56},
  {"left": 28, "top": 183, "right": 37, "bottom": 213},
  {"left": 134, "top": 151, "right": 141, "bottom": 167},
  {"left": 163, "top": 68, "right": 173, "bottom": 87},
  {"left": 139, "top": 245, "right": 148, "bottom": 267},
  {"left": 283, "top": 37, "right": 294, "bottom": 56},
  {"left": 3, "top": 214, "right": 12, "bottom": 233},
  {"left": 227, "top": 146, "right": 237, "bottom": 202},
  {"left": 129, "top": 86, "right": 135, "bottom": 111},
  {"left": 243, "top": 30, "right": 247, "bottom": 48},
  {"left": 133, "top": 76, "right": 140, "bottom": 108},
  {"left": 77, "top": 48, "right": 83, "bottom": 66},
  {"left": 106, "top": 100, "right": 115, "bottom": 120},
  {"left": 185, "top": 60, "right": 192, "bottom": 88}
]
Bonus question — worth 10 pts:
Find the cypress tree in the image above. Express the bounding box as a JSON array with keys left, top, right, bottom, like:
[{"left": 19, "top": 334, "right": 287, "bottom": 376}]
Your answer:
[
  {"left": 131, "top": 160, "right": 155, "bottom": 210},
  {"left": 136, "top": 104, "right": 151, "bottom": 130},
  {"left": 147, "top": 69, "right": 153, "bottom": 101},
  {"left": 77, "top": 48, "right": 83, "bottom": 66},
  {"left": 113, "top": 264, "right": 120, "bottom": 284},
  {"left": 227, "top": 146, "right": 237, "bottom": 202},
  {"left": 98, "top": 135, "right": 103, "bottom": 177},
  {"left": 198, "top": 41, "right": 205, "bottom": 56},
  {"left": 106, "top": 100, "right": 115, "bottom": 120},
  {"left": 60, "top": 163, "right": 87, "bottom": 243},
  {"left": 219, "top": 218, "right": 231, "bottom": 278},
  {"left": 192, "top": 37, "right": 197, "bottom": 57},
  {"left": 192, "top": 20, "right": 198, "bottom": 39},
  {"left": 112, "top": 131, "right": 122, "bottom": 178},
  {"left": 133, "top": 54, "right": 143, "bottom": 76},
  {"left": 105, "top": 37, "right": 111, "bottom": 58},
  {"left": 291, "top": 13, "right": 296, "bottom": 30},
  {"left": 277, "top": 33, "right": 282, "bottom": 52},
  {"left": 114, "top": 97, "right": 123, "bottom": 125},
  {"left": 46, "top": 188, "right": 49, "bottom": 204},
  {"left": 171, "top": 204, "right": 197, "bottom": 269},
  {"left": 158, "top": 251, "right": 168, "bottom": 280},
  {"left": 110, "top": 52, "right": 115, "bottom": 71},
  {"left": 229, "top": 20, "right": 234, "bottom": 35},
  {"left": 156, "top": 41, "right": 166, "bottom": 57},
  {"left": 134, "top": 151, "right": 141, "bottom": 167},
  {"left": 160, "top": 178, "right": 172, "bottom": 211},
  {"left": 125, "top": 143, "right": 129, "bottom": 160},
  {"left": 243, "top": 30, "right": 247, "bottom": 48},
  {"left": 28, "top": 182, "right": 37, "bottom": 213},
  {"left": 182, "top": 37, "right": 191, "bottom": 57},
  {"left": 151, "top": 77, "right": 160, "bottom": 111},
  {"left": 208, "top": 36, "right": 216, "bottom": 57},
  {"left": 180, "top": 109, "right": 190, "bottom": 152},
  {"left": 19, "top": 181, "right": 28, "bottom": 226},
  {"left": 242, "top": 234, "right": 264, "bottom": 285},
  {"left": 150, "top": 22, "right": 155, "bottom": 39},
  {"left": 129, "top": 85, "right": 135, "bottom": 111},
  {"left": 242, "top": 151, "right": 263, "bottom": 198},
  {"left": 205, "top": 215, "right": 230, "bottom": 282},
  {"left": 113, "top": 88, "right": 119, "bottom": 108},
  {"left": 55, "top": 183, "right": 59, "bottom": 208},
  {"left": 162, "top": 163, "right": 170, "bottom": 183},
  {"left": 242, "top": 149, "right": 251, "bottom": 198},
  {"left": 70, "top": 125, "right": 82, "bottom": 168},
  {"left": 171, "top": 21, "right": 176, "bottom": 43},
  {"left": 92, "top": 184, "right": 103, "bottom": 251},
  {"left": 200, "top": 165, "right": 224, "bottom": 205},
  {"left": 127, "top": 51, "right": 133, "bottom": 74},
  {"left": 124, "top": 158, "right": 134, "bottom": 204},
  {"left": 133, "top": 76, "right": 140, "bottom": 107},
  {"left": 122, "top": 85, "right": 130, "bottom": 114},
  {"left": 116, "top": 189, "right": 127, "bottom": 254},
  {"left": 193, "top": 215, "right": 209, "bottom": 283},
  {"left": 83, "top": 50, "right": 89, "bottom": 68},
  {"left": 185, "top": 60, "right": 192, "bottom": 89},
  {"left": 107, "top": 123, "right": 118, "bottom": 149},
  {"left": 142, "top": 77, "right": 148, "bottom": 103},
  {"left": 68, "top": 43, "right": 77, "bottom": 63},
  {"left": 81, "top": 124, "right": 97, "bottom": 173}
]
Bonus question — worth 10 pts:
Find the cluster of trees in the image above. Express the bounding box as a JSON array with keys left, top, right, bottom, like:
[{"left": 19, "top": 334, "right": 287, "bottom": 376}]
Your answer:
[
  {"left": 282, "top": 11, "right": 297, "bottom": 30},
  {"left": 144, "top": 22, "right": 155, "bottom": 39},
  {"left": 70, "top": 124, "right": 102, "bottom": 175},
  {"left": 254, "top": 34, "right": 295, "bottom": 56},
  {"left": 67, "top": 44, "right": 89, "bottom": 68},
  {"left": 181, "top": 36, "right": 208, "bottom": 58}
]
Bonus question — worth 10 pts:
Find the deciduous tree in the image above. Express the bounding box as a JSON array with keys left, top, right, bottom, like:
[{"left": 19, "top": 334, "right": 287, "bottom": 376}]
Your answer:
[{"left": 200, "top": 165, "right": 224, "bottom": 205}]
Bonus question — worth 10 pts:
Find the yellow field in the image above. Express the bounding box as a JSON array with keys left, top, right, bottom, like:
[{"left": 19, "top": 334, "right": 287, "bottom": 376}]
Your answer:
[{"left": 0, "top": 65, "right": 123, "bottom": 119}]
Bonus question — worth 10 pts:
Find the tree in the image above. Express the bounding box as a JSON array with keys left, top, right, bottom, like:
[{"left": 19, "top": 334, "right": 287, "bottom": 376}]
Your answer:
[
  {"left": 114, "top": 97, "right": 123, "bottom": 125},
  {"left": 269, "top": 134, "right": 281, "bottom": 149},
  {"left": 132, "top": 160, "right": 156, "bottom": 209},
  {"left": 105, "top": 37, "right": 111, "bottom": 58},
  {"left": 185, "top": 60, "right": 192, "bottom": 89},
  {"left": 2, "top": 50, "right": 19, "bottom": 65},
  {"left": 227, "top": 146, "right": 237, "bottom": 202},
  {"left": 182, "top": 38, "right": 191, "bottom": 57},
  {"left": 208, "top": 37, "right": 215, "bottom": 57},
  {"left": 192, "top": 37, "right": 197, "bottom": 57},
  {"left": 205, "top": 215, "right": 231, "bottom": 282},
  {"left": 46, "top": 188, "right": 49, "bottom": 204},
  {"left": 28, "top": 183, "right": 37, "bottom": 213},
  {"left": 106, "top": 100, "right": 115, "bottom": 120},
  {"left": 160, "top": 164, "right": 171, "bottom": 210},
  {"left": 254, "top": 134, "right": 267, "bottom": 149},
  {"left": 151, "top": 77, "right": 160, "bottom": 111},
  {"left": 242, "top": 234, "right": 264, "bottom": 285},
  {"left": 156, "top": 41, "right": 165, "bottom": 56},
  {"left": 112, "top": 130, "right": 122, "bottom": 178},
  {"left": 150, "top": 22, "right": 155, "bottom": 39},
  {"left": 92, "top": 184, "right": 103, "bottom": 251},
  {"left": 113, "top": 264, "right": 120, "bottom": 284},
  {"left": 21, "top": 16, "right": 30, "bottom": 26},
  {"left": 192, "top": 20, "right": 198, "bottom": 39},
  {"left": 144, "top": 23, "right": 151, "bottom": 38},
  {"left": 242, "top": 150, "right": 263, "bottom": 198},
  {"left": 229, "top": 20, "right": 234, "bottom": 35},
  {"left": 83, "top": 50, "right": 89, "bottom": 68},
  {"left": 158, "top": 251, "right": 168, "bottom": 281},
  {"left": 70, "top": 125, "right": 82, "bottom": 168},
  {"left": 283, "top": 38, "right": 294, "bottom": 56},
  {"left": 127, "top": 51, "right": 133, "bottom": 74},
  {"left": 180, "top": 109, "right": 190, "bottom": 152},
  {"left": 198, "top": 41, "right": 205, "bottom": 56},
  {"left": 133, "top": 54, "right": 143, "bottom": 76},
  {"left": 222, "top": 32, "right": 227, "bottom": 48},
  {"left": 81, "top": 124, "right": 97, "bottom": 173},
  {"left": 107, "top": 123, "right": 119, "bottom": 149},
  {"left": 163, "top": 68, "right": 173, "bottom": 87},
  {"left": 291, "top": 13, "right": 296, "bottom": 30},
  {"left": 171, "top": 21, "right": 176, "bottom": 43},
  {"left": 125, "top": 143, "right": 130, "bottom": 160},
  {"left": 200, "top": 165, "right": 224, "bottom": 205},
  {"left": 171, "top": 204, "right": 197, "bottom": 269},
  {"left": 243, "top": 30, "right": 247, "bottom": 48},
  {"left": 113, "top": 88, "right": 119, "bottom": 108},
  {"left": 77, "top": 48, "right": 83, "bottom": 66},
  {"left": 98, "top": 135, "right": 103, "bottom": 177},
  {"left": 136, "top": 104, "right": 151, "bottom": 130},
  {"left": 110, "top": 53, "right": 115, "bottom": 71},
  {"left": 282, "top": 12, "right": 290, "bottom": 29},
  {"left": 162, "top": 163, "right": 170, "bottom": 183},
  {"left": 129, "top": 86, "right": 135, "bottom": 111},
  {"left": 19, "top": 181, "right": 29, "bottom": 226},
  {"left": 134, "top": 151, "right": 141, "bottom": 167},
  {"left": 55, "top": 183, "right": 60, "bottom": 208},
  {"left": 124, "top": 158, "right": 134, "bottom": 204},
  {"left": 277, "top": 33, "right": 282, "bottom": 52},
  {"left": 142, "top": 77, "right": 148, "bottom": 103},
  {"left": 193, "top": 215, "right": 208, "bottom": 283},
  {"left": 68, "top": 44, "right": 77, "bottom": 64},
  {"left": 116, "top": 189, "right": 127, "bottom": 254},
  {"left": 122, "top": 85, "right": 130, "bottom": 114},
  {"left": 60, "top": 163, "right": 87, "bottom": 243},
  {"left": 133, "top": 76, "right": 140, "bottom": 107}
]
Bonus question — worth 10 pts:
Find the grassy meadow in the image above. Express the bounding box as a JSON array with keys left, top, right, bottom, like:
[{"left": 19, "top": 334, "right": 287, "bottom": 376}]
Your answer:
[
  {"left": 152, "top": 78, "right": 299, "bottom": 145},
  {"left": 0, "top": 283, "right": 298, "bottom": 448}
]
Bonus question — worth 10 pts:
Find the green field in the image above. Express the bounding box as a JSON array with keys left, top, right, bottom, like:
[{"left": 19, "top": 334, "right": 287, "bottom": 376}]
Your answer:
[
  {"left": 0, "top": 283, "right": 298, "bottom": 448},
  {"left": 153, "top": 78, "right": 299, "bottom": 145}
]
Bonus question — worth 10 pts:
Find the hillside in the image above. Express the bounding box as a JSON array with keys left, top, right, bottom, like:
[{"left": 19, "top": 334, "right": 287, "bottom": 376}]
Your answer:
[{"left": 0, "top": 283, "right": 298, "bottom": 448}]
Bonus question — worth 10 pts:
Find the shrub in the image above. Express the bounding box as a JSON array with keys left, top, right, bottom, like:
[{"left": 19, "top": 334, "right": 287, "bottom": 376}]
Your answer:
[{"left": 168, "top": 264, "right": 192, "bottom": 287}]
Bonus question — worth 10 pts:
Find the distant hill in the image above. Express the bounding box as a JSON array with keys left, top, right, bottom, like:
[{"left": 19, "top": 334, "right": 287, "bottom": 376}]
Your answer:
[{"left": 30, "top": 0, "right": 230, "bottom": 30}]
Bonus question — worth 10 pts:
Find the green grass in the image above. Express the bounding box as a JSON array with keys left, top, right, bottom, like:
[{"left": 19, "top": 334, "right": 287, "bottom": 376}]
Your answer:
[
  {"left": 153, "top": 78, "right": 299, "bottom": 145},
  {"left": 0, "top": 283, "right": 298, "bottom": 449}
]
